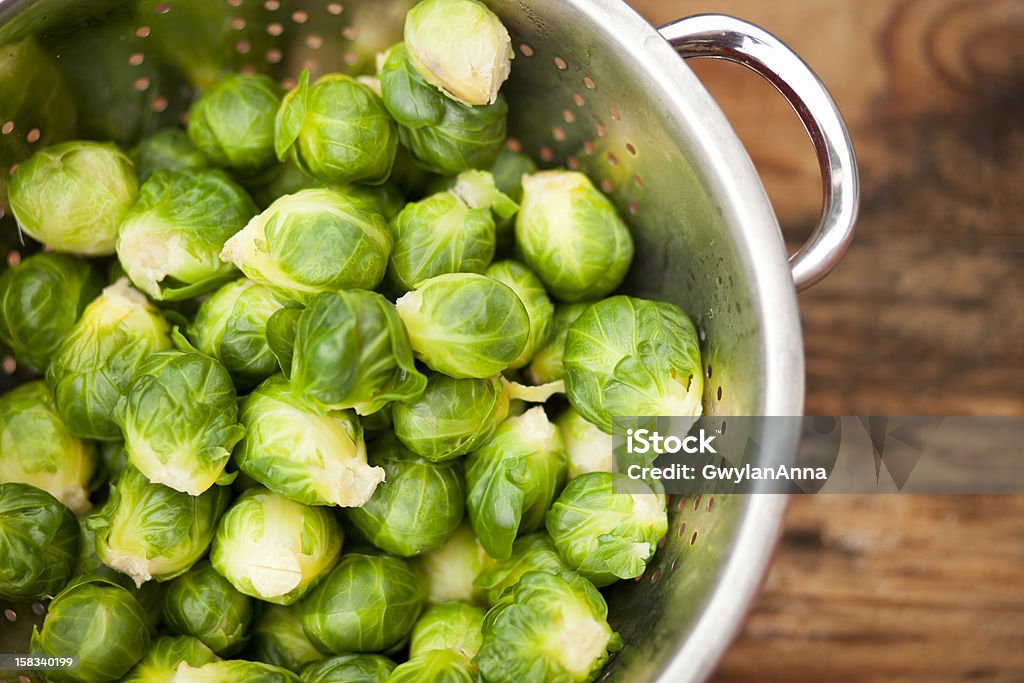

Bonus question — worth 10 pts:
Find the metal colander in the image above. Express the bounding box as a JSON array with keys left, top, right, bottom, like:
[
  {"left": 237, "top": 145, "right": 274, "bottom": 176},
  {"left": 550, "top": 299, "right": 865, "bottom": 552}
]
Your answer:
[{"left": 0, "top": 1, "right": 858, "bottom": 681}]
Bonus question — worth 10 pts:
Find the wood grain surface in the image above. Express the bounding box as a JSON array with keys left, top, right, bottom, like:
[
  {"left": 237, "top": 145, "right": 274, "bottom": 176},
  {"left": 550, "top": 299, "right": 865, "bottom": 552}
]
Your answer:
[{"left": 626, "top": 1, "right": 1024, "bottom": 681}]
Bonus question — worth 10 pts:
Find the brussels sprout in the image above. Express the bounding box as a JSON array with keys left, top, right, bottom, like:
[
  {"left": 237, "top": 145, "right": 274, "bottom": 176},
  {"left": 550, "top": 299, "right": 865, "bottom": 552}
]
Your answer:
[
  {"left": 387, "top": 649, "right": 479, "bottom": 683},
  {"left": 301, "top": 553, "right": 426, "bottom": 654},
  {"left": 188, "top": 73, "right": 283, "bottom": 176},
  {"left": 474, "top": 570, "right": 622, "bottom": 683},
  {"left": 515, "top": 170, "right": 634, "bottom": 302},
  {"left": 414, "top": 522, "right": 493, "bottom": 606},
  {"left": 558, "top": 407, "right": 614, "bottom": 479},
  {"left": 132, "top": 129, "right": 209, "bottom": 182},
  {"left": 301, "top": 654, "right": 397, "bottom": 683},
  {"left": 8, "top": 141, "right": 139, "bottom": 256},
  {"left": 88, "top": 464, "right": 230, "bottom": 586},
  {"left": 265, "top": 307, "right": 300, "bottom": 374},
  {"left": 220, "top": 188, "right": 392, "bottom": 303},
  {"left": 490, "top": 148, "right": 536, "bottom": 204},
  {"left": 526, "top": 303, "right": 587, "bottom": 386},
  {"left": 465, "top": 407, "right": 567, "bottom": 560},
  {"left": 380, "top": 43, "right": 507, "bottom": 175},
  {"left": 347, "top": 436, "right": 464, "bottom": 557},
  {"left": 245, "top": 160, "right": 316, "bottom": 210},
  {"left": 338, "top": 182, "right": 407, "bottom": 221},
  {"left": 545, "top": 472, "right": 667, "bottom": 586},
  {"left": 235, "top": 375, "right": 384, "bottom": 507},
  {"left": 117, "top": 170, "right": 256, "bottom": 301},
  {"left": 485, "top": 260, "right": 552, "bottom": 369},
  {"left": 395, "top": 273, "right": 529, "bottom": 378},
  {"left": 161, "top": 562, "right": 254, "bottom": 656},
  {"left": 188, "top": 279, "right": 286, "bottom": 389},
  {"left": 0, "top": 381, "right": 97, "bottom": 514},
  {"left": 276, "top": 70, "right": 398, "bottom": 185},
  {"left": 473, "top": 533, "right": 569, "bottom": 606},
  {"left": 122, "top": 636, "right": 219, "bottom": 683},
  {"left": 410, "top": 602, "right": 485, "bottom": 658},
  {"left": 0, "top": 252, "right": 103, "bottom": 372},
  {"left": 74, "top": 513, "right": 107, "bottom": 578},
  {"left": 360, "top": 403, "right": 394, "bottom": 437},
  {"left": 30, "top": 576, "right": 151, "bottom": 682},
  {"left": 99, "top": 441, "right": 129, "bottom": 485},
  {"left": 0, "top": 482, "right": 79, "bottom": 601},
  {"left": 247, "top": 603, "right": 324, "bottom": 673},
  {"left": 489, "top": 149, "right": 536, "bottom": 253},
  {"left": 46, "top": 279, "right": 173, "bottom": 441},
  {"left": 289, "top": 290, "right": 426, "bottom": 415},
  {"left": 563, "top": 295, "right": 704, "bottom": 433},
  {"left": 117, "top": 350, "right": 244, "bottom": 495},
  {"left": 171, "top": 660, "right": 302, "bottom": 683},
  {"left": 404, "top": 0, "right": 512, "bottom": 106},
  {"left": 386, "top": 171, "right": 517, "bottom": 293},
  {"left": 211, "top": 487, "right": 342, "bottom": 605},
  {"left": 393, "top": 374, "right": 509, "bottom": 462}
]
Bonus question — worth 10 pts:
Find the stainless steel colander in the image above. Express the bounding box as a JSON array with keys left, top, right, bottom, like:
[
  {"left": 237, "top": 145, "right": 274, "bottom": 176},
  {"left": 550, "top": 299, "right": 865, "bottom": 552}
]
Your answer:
[{"left": 0, "top": 1, "right": 858, "bottom": 681}]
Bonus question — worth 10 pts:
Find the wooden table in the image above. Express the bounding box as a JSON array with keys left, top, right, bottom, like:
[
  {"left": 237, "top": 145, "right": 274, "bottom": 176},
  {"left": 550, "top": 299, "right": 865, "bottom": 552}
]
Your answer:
[{"left": 626, "top": 1, "right": 1024, "bottom": 680}]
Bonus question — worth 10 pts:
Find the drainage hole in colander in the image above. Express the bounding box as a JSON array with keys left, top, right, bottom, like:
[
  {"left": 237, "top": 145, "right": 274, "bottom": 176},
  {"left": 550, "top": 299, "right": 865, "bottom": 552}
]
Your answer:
[
  {"left": 676, "top": 497, "right": 687, "bottom": 512},
  {"left": 628, "top": 201, "right": 638, "bottom": 215},
  {"left": 583, "top": 76, "right": 596, "bottom": 89},
  {"left": 690, "top": 531, "right": 699, "bottom": 546},
  {"left": 721, "top": 420, "right": 728, "bottom": 435},
  {"left": 600, "top": 178, "right": 613, "bottom": 194},
  {"left": 707, "top": 496, "right": 716, "bottom": 512},
  {"left": 326, "top": 2, "right": 343, "bottom": 15},
  {"left": 551, "top": 127, "right": 565, "bottom": 142},
  {"left": 595, "top": 123, "right": 607, "bottom": 138},
  {"left": 566, "top": 157, "right": 579, "bottom": 170},
  {"left": 291, "top": 10, "right": 309, "bottom": 24},
  {"left": 539, "top": 147, "right": 554, "bottom": 163},
  {"left": 6, "top": 250, "right": 19, "bottom": 267},
  {"left": 706, "top": 364, "right": 713, "bottom": 379},
  {"left": 562, "top": 109, "right": 575, "bottom": 123},
  {"left": 649, "top": 568, "right": 662, "bottom": 585},
  {"left": 626, "top": 142, "right": 637, "bottom": 156},
  {"left": 671, "top": 557, "right": 680, "bottom": 573},
  {"left": 519, "top": 43, "right": 533, "bottom": 57},
  {"left": 264, "top": 0, "right": 280, "bottom": 10},
  {"left": 717, "top": 386, "right": 723, "bottom": 401},
  {"left": 3, "top": 356, "right": 16, "bottom": 375},
  {"left": 692, "top": 495, "right": 702, "bottom": 511},
  {"left": 3, "top": 608, "right": 15, "bottom": 622},
  {"left": 553, "top": 56, "right": 567, "bottom": 70},
  {"left": 677, "top": 521, "right": 687, "bottom": 537},
  {"left": 267, "top": 22, "right": 284, "bottom": 36}
]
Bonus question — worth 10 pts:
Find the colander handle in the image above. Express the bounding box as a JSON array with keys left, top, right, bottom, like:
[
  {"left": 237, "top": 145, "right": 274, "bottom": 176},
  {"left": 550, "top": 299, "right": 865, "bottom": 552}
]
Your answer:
[{"left": 660, "top": 14, "right": 859, "bottom": 292}]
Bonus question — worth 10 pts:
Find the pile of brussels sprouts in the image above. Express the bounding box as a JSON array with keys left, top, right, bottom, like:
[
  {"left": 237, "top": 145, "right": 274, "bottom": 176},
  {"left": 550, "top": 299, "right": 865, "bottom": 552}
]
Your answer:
[{"left": 0, "top": 1, "right": 706, "bottom": 681}]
